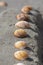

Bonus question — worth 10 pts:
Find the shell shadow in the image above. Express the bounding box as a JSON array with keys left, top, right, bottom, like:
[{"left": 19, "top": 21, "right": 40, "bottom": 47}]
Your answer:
[
  {"left": 25, "top": 47, "right": 34, "bottom": 52},
  {"left": 26, "top": 34, "right": 31, "bottom": 38},
  {"left": 16, "top": 34, "right": 31, "bottom": 39},
  {"left": 28, "top": 9, "right": 43, "bottom": 65},
  {"left": 27, "top": 9, "right": 40, "bottom": 24},
  {"left": 26, "top": 57, "right": 33, "bottom": 61},
  {"left": 34, "top": 11, "right": 43, "bottom": 65},
  {"left": 29, "top": 28, "right": 38, "bottom": 33},
  {"left": 35, "top": 31, "right": 43, "bottom": 65},
  {"left": 27, "top": 19, "right": 35, "bottom": 24},
  {"left": 30, "top": 10, "right": 43, "bottom": 29},
  {"left": 35, "top": 14, "right": 43, "bottom": 30},
  {"left": 29, "top": 9, "right": 40, "bottom": 16}
]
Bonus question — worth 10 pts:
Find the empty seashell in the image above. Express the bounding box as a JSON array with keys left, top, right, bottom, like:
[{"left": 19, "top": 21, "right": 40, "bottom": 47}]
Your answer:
[
  {"left": 14, "top": 63, "right": 25, "bottom": 65},
  {"left": 14, "top": 29, "right": 27, "bottom": 38},
  {"left": 14, "top": 41, "right": 27, "bottom": 49},
  {"left": 15, "top": 21, "right": 30, "bottom": 29},
  {"left": 21, "top": 6, "right": 32, "bottom": 14},
  {"left": 16, "top": 13, "right": 29, "bottom": 21},
  {"left": 0, "top": 2, "right": 8, "bottom": 6},
  {"left": 14, "top": 51, "right": 28, "bottom": 60}
]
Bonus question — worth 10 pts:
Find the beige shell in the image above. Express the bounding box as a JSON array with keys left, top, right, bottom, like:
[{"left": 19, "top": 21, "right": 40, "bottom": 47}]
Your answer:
[
  {"left": 14, "top": 29, "right": 27, "bottom": 38},
  {"left": 16, "top": 13, "right": 29, "bottom": 21},
  {"left": 15, "top": 21, "right": 30, "bottom": 29},
  {"left": 14, "top": 41, "right": 27, "bottom": 49},
  {"left": 21, "top": 6, "right": 32, "bottom": 14},
  {"left": 0, "top": 2, "right": 8, "bottom": 6},
  {"left": 14, "top": 51, "right": 28, "bottom": 60}
]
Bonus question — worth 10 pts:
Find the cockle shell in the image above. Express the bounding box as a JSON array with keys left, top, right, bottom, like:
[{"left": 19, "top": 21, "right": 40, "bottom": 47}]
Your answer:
[
  {"left": 0, "top": 2, "right": 8, "bottom": 6},
  {"left": 21, "top": 6, "right": 32, "bottom": 14},
  {"left": 15, "top": 21, "right": 30, "bottom": 29},
  {"left": 14, "top": 29, "right": 27, "bottom": 38},
  {"left": 14, "top": 41, "right": 27, "bottom": 49},
  {"left": 14, "top": 51, "right": 28, "bottom": 60},
  {"left": 16, "top": 13, "right": 29, "bottom": 21}
]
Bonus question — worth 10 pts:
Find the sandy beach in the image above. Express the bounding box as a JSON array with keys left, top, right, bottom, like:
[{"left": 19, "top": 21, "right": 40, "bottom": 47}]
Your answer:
[{"left": 0, "top": 0, "right": 43, "bottom": 65}]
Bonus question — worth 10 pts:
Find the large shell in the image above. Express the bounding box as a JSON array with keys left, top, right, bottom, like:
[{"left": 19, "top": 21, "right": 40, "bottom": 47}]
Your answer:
[
  {"left": 0, "top": 2, "right": 8, "bottom": 6},
  {"left": 21, "top": 6, "right": 32, "bottom": 14},
  {"left": 15, "top": 21, "right": 30, "bottom": 29},
  {"left": 14, "top": 41, "right": 27, "bottom": 49},
  {"left": 14, "top": 51, "right": 28, "bottom": 60},
  {"left": 14, "top": 29, "right": 27, "bottom": 38},
  {"left": 16, "top": 13, "right": 29, "bottom": 21}
]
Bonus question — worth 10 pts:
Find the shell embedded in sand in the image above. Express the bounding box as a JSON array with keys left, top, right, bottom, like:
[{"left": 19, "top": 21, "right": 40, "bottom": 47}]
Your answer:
[
  {"left": 15, "top": 21, "right": 30, "bottom": 29},
  {"left": 21, "top": 6, "right": 32, "bottom": 14},
  {"left": 14, "top": 29, "right": 27, "bottom": 38},
  {"left": 14, "top": 41, "right": 27, "bottom": 49},
  {"left": 14, "top": 63, "right": 25, "bottom": 65},
  {"left": 16, "top": 13, "right": 29, "bottom": 21},
  {"left": 0, "top": 2, "right": 8, "bottom": 6},
  {"left": 14, "top": 51, "right": 28, "bottom": 60}
]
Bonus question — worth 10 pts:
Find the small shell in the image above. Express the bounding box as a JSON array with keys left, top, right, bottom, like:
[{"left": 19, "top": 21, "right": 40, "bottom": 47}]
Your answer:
[
  {"left": 14, "top": 41, "right": 27, "bottom": 49},
  {"left": 14, "top": 29, "right": 27, "bottom": 38},
  {"left": 16, "top": 13, "right": 29, "bottom": 21},
  {"left": 14, "top": 63, "right": 25, "bottom": 65},
  {"left": 14, "top": 51, "right": 28, "bottom": 60},
  {"left": 15, "top": 21, "right": 30, "bottom": 29},
  {"left": 21, "top": 6, "right": 32, "bottom": 14},
  {"left": 0, "top": 2, "right": 8, "bottom": 7}
]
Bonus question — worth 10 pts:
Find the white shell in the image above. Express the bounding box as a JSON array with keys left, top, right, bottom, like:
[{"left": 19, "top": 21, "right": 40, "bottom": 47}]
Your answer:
[
  {"left": 16, "top": 63, "right": 25, "bottom": 65},
  {"left": 15, "top": 21, "right": 30, "bottom": 29},
  {"left": 14, "top": 63, "right": 25, "bottom": 65}
]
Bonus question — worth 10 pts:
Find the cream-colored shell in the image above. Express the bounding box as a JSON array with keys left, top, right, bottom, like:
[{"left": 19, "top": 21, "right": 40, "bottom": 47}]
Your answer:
[
  {"left": 14, "top": 29, "right": 27, "bottom": 38},
  {"left": 15, "top": 21, "right": 30, "bottom": 29},
  {"left": 14, "top": 51, "right": 28, "bottom": 60},
  {"left": 16, "top": 13, "right": 29, "bottom": 21},
  {"left": 21, "top": 6, "right": 32, "bottom": 13},
  {"left": 14, "top": 63, "right": 25, "bottom": 65},
  {"left": 14, "top": 41, "right": 27, "bottom": 49},
  {"left": 0, "top": 2, "right": 8, "bottom": 6}
]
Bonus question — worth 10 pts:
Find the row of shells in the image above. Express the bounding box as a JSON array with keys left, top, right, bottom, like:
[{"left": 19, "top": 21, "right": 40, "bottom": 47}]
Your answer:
[{"left": 13, "top": 6, "right": 33, "bottom": 65}]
